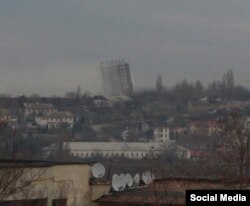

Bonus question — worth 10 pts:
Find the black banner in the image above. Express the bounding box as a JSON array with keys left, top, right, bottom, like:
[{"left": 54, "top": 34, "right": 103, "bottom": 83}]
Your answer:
[{"left": 186, "top": 190, "right": 250, "bottom": 206}]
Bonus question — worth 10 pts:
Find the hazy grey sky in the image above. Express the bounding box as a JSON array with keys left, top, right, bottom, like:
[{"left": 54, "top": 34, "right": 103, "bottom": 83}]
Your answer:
[{"left": 1, "top": 0, "right": 250, "bottom": 96}]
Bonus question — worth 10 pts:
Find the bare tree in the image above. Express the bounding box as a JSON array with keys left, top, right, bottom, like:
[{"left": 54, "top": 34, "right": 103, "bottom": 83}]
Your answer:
[
  {"left": 222, "top": 69, "right": 234, "bottom": 101},
  {"left": 0, "top": 164, "right": 45, "bottom": 202},
  {"left": 194, "top": 80, "right": 204, "bottom": 100},
  {"left": 76, "top": 85, "right": 81, "bottom": 99},
  {"left": 214, "top": 110, "right": 250, "bottom": 183},
  {"left": 0, "top": 167, "right": 25, "bottom": 200},
  {"left": 156, "top": 74, "right": 163, "bottom": 93}
]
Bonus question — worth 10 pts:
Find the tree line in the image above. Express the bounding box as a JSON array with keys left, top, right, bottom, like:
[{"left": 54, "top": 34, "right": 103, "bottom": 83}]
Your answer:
[{"left": 149, "top": 69, "right": 250, "bottom": 104}]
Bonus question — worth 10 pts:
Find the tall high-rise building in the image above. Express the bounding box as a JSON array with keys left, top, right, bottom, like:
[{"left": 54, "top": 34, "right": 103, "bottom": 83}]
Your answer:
[{"left": 100, "top": 60, "right": 134, "bottom": 96}]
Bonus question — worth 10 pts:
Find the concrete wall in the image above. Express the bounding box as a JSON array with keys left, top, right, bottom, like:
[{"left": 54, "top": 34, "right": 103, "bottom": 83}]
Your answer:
[{"left": 3, "top": 163, "right": 92, "bottom": 206}]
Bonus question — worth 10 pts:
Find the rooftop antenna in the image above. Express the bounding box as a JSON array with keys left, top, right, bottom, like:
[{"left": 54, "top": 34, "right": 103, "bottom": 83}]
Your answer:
[
  {"left": 112, "top": 174, "right": 126, "bottom": 192},
  {"left": 91, "top": 163, "right": 105, "bottom": 178}
]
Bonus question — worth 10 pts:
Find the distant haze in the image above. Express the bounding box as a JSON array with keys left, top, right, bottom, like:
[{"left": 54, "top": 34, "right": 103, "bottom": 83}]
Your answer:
[{"left": 1, "top": 0, "right": 250, "bottom": 96}]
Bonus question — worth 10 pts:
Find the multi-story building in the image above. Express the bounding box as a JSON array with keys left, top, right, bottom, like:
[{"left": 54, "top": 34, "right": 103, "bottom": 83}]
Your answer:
[
  {"left": 23, "top": 102, "right": 55, "bottom": 117},
  {"left": 153, "top": 126, "right": 170, "bottom": 142},
  {"left": 35, "top": 111, "right": 74, "bottom": 129},
  {"left": 100, "top": 60, "right": 134, "bottom": 96},
  {"left": 63, "top": 141, "right": 173, "bottom": 160}
]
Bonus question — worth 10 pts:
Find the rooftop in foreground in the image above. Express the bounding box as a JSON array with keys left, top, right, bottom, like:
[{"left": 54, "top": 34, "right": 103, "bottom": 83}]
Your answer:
[{"left": 0, "top": 158, "right": 93, "bottom": 168}]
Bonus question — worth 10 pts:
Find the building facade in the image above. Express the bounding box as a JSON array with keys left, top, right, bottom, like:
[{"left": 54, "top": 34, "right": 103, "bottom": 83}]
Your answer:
[
  {"left": 64, "top": 141, "right": 171, "bottom": 159},
  {"left": 153, "top": 126, "right": 170, "bottom": 142},
  {"left": 100, "top": 60, "right": 133, "bottom": 96},
  {"left": 35, "top": 111, "right": 74, "bottom": 129},
  {"left": 0, "top": 160, "right": 92, "bottom": 206},
  {"left": 23, "top": 102, "right": 55, "bottom": 117}
]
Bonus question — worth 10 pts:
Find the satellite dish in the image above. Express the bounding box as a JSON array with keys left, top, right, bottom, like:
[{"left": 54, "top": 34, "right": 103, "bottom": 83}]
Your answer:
[
  {"left": 133, "top": 173, "right": 140, "bottom": 186},
  {"left": 112, "top": 175, "right": 126, "bottom": 192},
  {"left": 91, "top": 163, "right": 105, "bottom": 178},
  {"left": 112, "top": 174, "right": 119, "bottom": 180},
  {"left": 142, "top": 171, "right": 153, "bottom": 185},
  {"left": 120, "top": 174, "right": 126, "bottom": 187},
  {"left": 125, "top": 173, "right": 133, "bottom": 187},
  {"left": 151, "top": 173, "right": 155, "bottom": 181}
]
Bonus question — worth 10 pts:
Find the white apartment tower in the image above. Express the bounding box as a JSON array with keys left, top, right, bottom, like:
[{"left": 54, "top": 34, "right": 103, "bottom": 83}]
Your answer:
[{"left": 100, "top": 60, "right": 134, "bottom": 96}]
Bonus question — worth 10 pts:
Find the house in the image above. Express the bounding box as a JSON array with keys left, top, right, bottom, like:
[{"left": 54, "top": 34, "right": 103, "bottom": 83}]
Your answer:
[
  {"left": 171, "top": 127, "right": 188, "bottom": 135},
  {"left": 189, "top": 120, "right": 205, "bottom": 134},
  {"left": 153, "top": 126, "right": 170, "bottom": 142},
  {"left": 175, "top": 145, "right": 191, "bottom": 159},
  {"left": 35, "top": 111, "right": 74, "bottom": 129},
  {"left": 207, "top": 120, "right": 222, "bottom": 136},
  {"left": 189, "top": 120, "right": 221, "bottom": 136},
  {"left": 126, "top": 121, "right": 151, "bottom": 133},
  {"left": 120, "top": 122, "right": 151, "bottom": 141},
  {"left": 121, "top": 129, "right": 130, "bottom": 140},
  {"left": 23, "top": 102, "right": 55, "bottom": 117},
  {"left": 0, "top": 109, "right": 18, "bottom": 128},
  {"left": 42, "top": 143, "right": 60, "bottom": 158},
  {"left": 92, "top": 96, "right": 113, "bottom": 107},
  {"left": 92, "top": 95, "right": 133, "bottom": 107},
  {"left": 0, "top": 108, "right": 11, "bottom": 122},
  {"left": 105, "top": 96, "right": 132, "bottom": 107}
]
